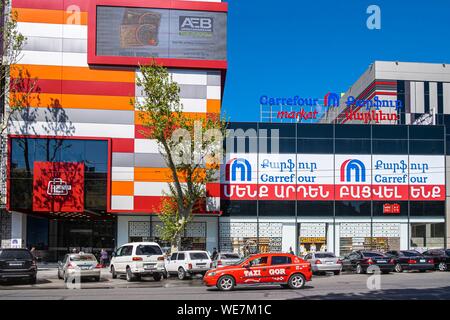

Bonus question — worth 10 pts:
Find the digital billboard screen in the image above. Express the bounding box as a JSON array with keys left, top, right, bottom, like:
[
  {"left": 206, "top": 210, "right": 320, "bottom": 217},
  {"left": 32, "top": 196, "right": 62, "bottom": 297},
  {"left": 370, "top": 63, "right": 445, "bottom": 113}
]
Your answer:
[{"left": 96, "top": 6, "right": 227, "bottom": 61}]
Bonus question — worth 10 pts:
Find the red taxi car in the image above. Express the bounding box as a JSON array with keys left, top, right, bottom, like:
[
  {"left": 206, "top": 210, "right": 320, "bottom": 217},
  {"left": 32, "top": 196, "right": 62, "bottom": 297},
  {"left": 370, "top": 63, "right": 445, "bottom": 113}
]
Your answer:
[{"left": 203, "top": 253, "right": 312, "bottom": 291}]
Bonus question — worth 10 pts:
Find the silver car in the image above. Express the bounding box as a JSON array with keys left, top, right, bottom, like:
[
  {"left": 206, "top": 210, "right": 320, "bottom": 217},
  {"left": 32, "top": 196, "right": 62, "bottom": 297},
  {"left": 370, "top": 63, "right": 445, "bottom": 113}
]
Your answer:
[
  {"left": 304, "top": 252, "right": 342, "bottom": 275},
  {"left": 57, "top": 253, "right": 102, "bottom": 282},
  {"left": 212, "top": 252, "right": 242, "bottom": 268}
]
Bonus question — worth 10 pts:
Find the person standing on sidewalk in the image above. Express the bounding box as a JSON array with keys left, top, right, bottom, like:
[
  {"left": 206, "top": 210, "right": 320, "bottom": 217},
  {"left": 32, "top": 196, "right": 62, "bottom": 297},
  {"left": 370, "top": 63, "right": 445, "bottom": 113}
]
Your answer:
[{"left": 100, "top": 249, "right": 108, "bottom": 268}]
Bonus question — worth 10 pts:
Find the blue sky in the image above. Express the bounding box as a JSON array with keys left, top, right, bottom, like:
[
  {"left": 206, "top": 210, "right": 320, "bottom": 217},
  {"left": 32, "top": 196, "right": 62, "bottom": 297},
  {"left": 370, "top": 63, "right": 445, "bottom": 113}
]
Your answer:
[{"left": 222, "top": 0, "right": 450, "bottom": 122}]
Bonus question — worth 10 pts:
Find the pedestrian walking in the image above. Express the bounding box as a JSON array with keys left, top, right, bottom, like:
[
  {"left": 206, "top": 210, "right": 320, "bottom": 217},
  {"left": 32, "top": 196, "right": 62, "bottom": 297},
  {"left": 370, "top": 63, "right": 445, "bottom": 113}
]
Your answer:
[
  {"left": 211, "top": 247, "right": 218, "bottom": 260},
  {"left": 289, "top": 246, "right": 295, "bottom": 255}
]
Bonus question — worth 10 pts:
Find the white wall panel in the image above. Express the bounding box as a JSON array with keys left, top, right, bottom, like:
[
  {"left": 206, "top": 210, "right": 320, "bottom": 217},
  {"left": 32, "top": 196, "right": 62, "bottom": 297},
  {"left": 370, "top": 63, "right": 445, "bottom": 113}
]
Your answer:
[
  {"left": 207, "top": 86, "right": 221, "bottom": 99},
  {"left": 415, "top": 82, "right": 425, "bottom": 113},
  {"left": 112, "top": 167, "right": 134, "bottom": 182},
  {"left": 111, "top": 196, "right": 134, "bottom": 210},
  {"left": 444, "top": 83, "right": 450, "bottom": 114},
  {"left": 134, "top": 139, "right": 160, "bottom": 154},
  {"left": 17, "top": 22, "right": 63, "bottom": 38},
  {"left": 18, "top": 50, "right": 62, "bottom": 66}
]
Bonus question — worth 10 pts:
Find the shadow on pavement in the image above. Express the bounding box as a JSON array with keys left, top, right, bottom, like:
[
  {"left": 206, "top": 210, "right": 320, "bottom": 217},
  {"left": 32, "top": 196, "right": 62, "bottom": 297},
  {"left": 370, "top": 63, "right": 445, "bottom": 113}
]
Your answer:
[{"left": 289, "top": 285, "right": 450, "bottom": 300}]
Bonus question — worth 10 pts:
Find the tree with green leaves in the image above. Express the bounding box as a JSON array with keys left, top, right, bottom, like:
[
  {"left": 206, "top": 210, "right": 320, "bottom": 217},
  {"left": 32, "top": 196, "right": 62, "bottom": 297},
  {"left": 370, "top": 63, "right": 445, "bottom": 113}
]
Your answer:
[{"left": 134, "top": 62, "right": 226, "bottom": 252}]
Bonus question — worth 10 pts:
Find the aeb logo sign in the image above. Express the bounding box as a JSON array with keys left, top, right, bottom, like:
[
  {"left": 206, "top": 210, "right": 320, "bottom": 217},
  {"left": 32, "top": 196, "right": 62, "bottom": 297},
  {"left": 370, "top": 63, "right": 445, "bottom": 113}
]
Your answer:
[
  {"left": 225, "top": 158, "right": 252, "bottom": 182},
  {"left": 179, "top": 16, "right": 214, "bottom": 33},
  {"left": 340, "top": 159, "right": 366, "bottom": 183}
]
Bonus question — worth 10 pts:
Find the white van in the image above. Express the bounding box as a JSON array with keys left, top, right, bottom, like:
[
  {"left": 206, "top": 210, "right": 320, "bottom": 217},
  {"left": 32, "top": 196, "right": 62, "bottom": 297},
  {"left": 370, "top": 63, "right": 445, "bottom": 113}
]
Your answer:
[
  {"left": 165, "top": 251, "right": 212, "bottom": 280},
  {"left": 110, "top": 242, "right": 165, "bottom": 282}
]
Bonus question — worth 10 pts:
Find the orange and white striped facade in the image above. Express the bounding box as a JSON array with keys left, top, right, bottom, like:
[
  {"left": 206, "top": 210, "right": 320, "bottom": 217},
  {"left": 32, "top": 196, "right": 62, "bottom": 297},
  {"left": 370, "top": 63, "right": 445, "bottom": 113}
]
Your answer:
[{"left": 9, "top": 0, "right": 225, "bottom": 214}]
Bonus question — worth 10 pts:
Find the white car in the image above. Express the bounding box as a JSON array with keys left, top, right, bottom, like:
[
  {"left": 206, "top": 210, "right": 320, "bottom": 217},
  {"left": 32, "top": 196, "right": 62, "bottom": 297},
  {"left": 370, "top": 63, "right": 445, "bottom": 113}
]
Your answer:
[
  {"left": 166, "top": 251, "right": 212, "bottom": 280},
  {"left": 110, "top": 242, "right": 165, "bottom": 282},
  {"left": 57, "top": 253, "right": 101, "bottom": 282}
]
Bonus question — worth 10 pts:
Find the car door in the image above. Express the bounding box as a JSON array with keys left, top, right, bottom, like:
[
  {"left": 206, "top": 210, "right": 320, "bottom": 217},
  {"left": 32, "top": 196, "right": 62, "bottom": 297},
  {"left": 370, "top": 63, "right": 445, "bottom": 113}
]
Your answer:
[
  {"left": 341, "top": 254, "right": 353, "bottom": 271},
  {"left": 167, "top": 253, "right": 178, "bottom": 273},
  {"left": 114, "top": 246, "right": 127, "bottom": 273},
  {"left": 238, "top": 255, "right": 270, "bottom": 284},
  {"left": 349, "top": 252, "right": 361, "bottom": 270},
  {"left": 267, "top": 255, "right": 291, "bottom": 283}
]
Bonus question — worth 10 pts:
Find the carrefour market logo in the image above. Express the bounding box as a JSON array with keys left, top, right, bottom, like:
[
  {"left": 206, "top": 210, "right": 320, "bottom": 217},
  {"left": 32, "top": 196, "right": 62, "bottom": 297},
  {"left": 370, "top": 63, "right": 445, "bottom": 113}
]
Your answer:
[
  {"left": 225, "top": 158, "right": 252, "bottom": 182},
  {"left": 340, "top": 159, "right": 366, "bottom": 183}
]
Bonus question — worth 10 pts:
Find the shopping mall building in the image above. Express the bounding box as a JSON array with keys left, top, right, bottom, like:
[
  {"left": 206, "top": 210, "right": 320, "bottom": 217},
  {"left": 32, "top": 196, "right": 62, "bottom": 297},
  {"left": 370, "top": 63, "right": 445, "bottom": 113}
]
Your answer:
[{"left": 1, "top": 0, "right": 450, "bottom": 261}]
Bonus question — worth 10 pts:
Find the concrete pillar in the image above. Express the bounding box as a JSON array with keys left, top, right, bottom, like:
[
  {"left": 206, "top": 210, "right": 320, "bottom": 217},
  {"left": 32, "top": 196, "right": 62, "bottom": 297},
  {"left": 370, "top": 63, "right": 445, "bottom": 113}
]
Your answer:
[
  {"left": 205, "top": 217, "right": 218, "bottom": 253},
  {"left": 10, "top": 212, "right": 27, "bottom": 248},
  {"left": 282, "top": 223, "right": 296, "bottom": 253},
  {"left": 400, "top": 223, "right": 409, "bottom": 250},
  {"left": 334, "top": 223, "right": 341, "bottom": 257},
  {"left": 327, "top": 223, "right": 335, "bottom": 254}
]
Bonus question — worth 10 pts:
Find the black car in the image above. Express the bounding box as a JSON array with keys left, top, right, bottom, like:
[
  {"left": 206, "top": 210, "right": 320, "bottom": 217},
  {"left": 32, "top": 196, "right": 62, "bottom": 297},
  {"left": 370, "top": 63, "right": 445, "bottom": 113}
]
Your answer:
[
  {"left": 341, "top": 251, "right": 395, "bottom": 274},
  {"left": 422, "top": 249, "right": 450, "bottom": 271},
  {"left": 0, "top": 248, "right": 37, "bottom": 284},
  {"left": 385, "top": 250, "right": 434, "bottom": 273}
]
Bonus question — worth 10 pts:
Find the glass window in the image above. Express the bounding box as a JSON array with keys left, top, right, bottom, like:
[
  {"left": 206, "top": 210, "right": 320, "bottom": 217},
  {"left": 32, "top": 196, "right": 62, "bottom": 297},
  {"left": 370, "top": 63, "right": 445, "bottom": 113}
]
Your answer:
[
  {"left": 271, "top": 256, "right": 291, "bottom": 265},
  {"left": 335, "top": 139, "right": 371, "bottom": 154},
  {"left": 335, "top": 125, "right": 371, "bottom": 138},
  {"left": 189, "top": 252, "right": 209, "bottom": 260},
  {"left": 335, "top": 201, "right": 371, "bottom": 217},
  {"left": 170, "top": 253, "right": 177, "bottom": 260},
  {"left": 177, "top": 253, "right": 185, "bottom": 260},
  {"left": 60, "top": 140, "right": 85, "bottom": 162},
  {"left": 122, "top": 246, "right": 133, "bottom": 256},
  {"left": 69, "top": 254, "right": 97, "bottom": 261},
  {"left": 372, "top": 140, "right": 408, "bottom": 154},
  {"left": 409, "top": 201, "right": 445, "bottom": 217},
  {"left": 258, "top": 123, "right": 295, "bottom": 138},
  {"left": 297, "top": 201, "right": 333, "bottom": 217},
  {"left": 314, "top": 253, "right": 335, "bottom": 258},
  {"left": 0, "top": 249, "right": 33, "bottom": 260},
  {"left": 258, "top": 201, "right": 295, "bottom": 217},
  {"left": 361, "top": 252, "right": 384, "bottom": 258},
  {"left": 220, "top": 200, "right": 257, "bottom": 216},
  {"left": 297, "top": 139, "right": 333, "bottom": 153},
  {"left": 248, "top": 256, "right": 268, "bottom": 266},
  {"left": 409, "top": 126, "right": 444, "bottom": 140},
  {"left": 372, "top": 125, "right": 407, "bottom": 139},
  {"left": 136, "top": 245, "right": 162, "bottom": 256},
  {"left": 411, "top": 223, "right": 445, "bottom": 249},
  {"left": 297, "top": 124, "right": 333, "bottom": 138},
  {"left": 409, "top": 140, "right": 444, "bottom": 155}
]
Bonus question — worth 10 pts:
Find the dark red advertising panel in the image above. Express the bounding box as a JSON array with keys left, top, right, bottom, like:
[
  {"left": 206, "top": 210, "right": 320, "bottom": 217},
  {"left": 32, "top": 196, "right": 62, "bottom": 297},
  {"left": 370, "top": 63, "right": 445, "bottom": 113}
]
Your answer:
[{"left": 33, "top": 162, "right": 85, "bottom": 212}]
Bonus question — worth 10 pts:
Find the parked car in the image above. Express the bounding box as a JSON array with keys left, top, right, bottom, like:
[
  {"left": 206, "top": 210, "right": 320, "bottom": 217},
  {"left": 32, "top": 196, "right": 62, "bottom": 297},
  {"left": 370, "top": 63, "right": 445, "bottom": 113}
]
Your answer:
[
  {"left": 385, "top": 250, "right": 435, "bottom": 273},
  {"left": 203, "top": 253, "right": 312, "bottom": 291},
  {"left": 341, "top": 251, "right": 395, "bottom": 274},
  {"left": 212, "top": 252, "right": 242, "bottom": 268},
  {"left": 166, "top": 251, "right": 212, "bottom": 280},
  {"left": 0, "top": 248, "right": 37, "bottom": 284},
  {"left": 422, "top": 249, "right": 450, "bottom": 271},
  {"left": 109, "top": 242, "right": 166, "bottom": 282},
  {"left": 57, "top": 252, "right": 102, "bottom": 282},
  {"left": 304, "top": 252, "right": 342, "bottom": 275}
]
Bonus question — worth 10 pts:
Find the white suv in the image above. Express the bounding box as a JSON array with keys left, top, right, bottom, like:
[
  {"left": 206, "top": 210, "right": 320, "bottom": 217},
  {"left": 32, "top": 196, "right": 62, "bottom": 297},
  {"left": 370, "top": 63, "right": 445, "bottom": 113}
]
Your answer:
[
  {"left": 110, "top": 242, "right": 165, "bottom": 282},
  {"left": 166, "top": 251, "right": 212, "bottom": 280}
]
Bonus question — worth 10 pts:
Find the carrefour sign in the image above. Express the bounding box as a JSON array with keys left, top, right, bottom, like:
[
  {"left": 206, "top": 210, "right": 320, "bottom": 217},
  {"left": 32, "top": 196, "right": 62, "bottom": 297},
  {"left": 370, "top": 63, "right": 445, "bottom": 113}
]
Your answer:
[{"left": 221, "top": 154, "right": 445, "bottom": 201}]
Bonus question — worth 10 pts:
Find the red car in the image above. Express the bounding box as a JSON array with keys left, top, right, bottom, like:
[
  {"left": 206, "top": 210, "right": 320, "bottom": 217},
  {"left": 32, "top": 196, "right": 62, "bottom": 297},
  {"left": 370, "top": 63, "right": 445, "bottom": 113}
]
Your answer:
[{"left": 203, "top": 253, "right": 312, "bottom": 291}]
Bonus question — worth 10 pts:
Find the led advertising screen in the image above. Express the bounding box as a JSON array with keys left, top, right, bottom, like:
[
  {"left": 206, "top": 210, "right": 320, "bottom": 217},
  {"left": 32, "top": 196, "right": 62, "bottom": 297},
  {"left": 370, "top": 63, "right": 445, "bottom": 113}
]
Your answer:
[
  {"left": 96, "top": 6, "right": 227, "bottom": 61},
  {"left": 221, "top": 154, "right": 445, "bottom": 201}
]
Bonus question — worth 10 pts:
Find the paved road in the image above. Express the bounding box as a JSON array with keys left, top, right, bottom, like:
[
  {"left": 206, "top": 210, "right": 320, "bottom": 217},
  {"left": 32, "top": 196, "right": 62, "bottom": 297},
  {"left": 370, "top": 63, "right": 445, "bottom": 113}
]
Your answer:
[{"left": 1, "top": 268, "right": 450, "bottom": 300}]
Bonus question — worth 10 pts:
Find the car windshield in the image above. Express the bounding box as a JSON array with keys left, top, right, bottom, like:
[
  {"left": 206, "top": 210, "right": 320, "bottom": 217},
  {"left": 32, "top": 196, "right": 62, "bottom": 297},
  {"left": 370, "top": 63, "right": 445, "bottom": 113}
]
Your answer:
[
  {"left": 229, "top": 257, "right": 248, "bottom": 266},
  {"left": 190, "top": 252, "right": 209, "bottom": 260},
  {"left": 0, "top": 250, "right": 32, "bottom": 260},
  {"left": 221, "top": 254, "right": 240, "bottom": 259},
  {"left": 70, "top": 255, "right": 96, "bottom": 261},
  {"left": 401, "top": 251, "right": 421, "bottom": 257},
  {"left": 362, "top": 252, "right": 385, "bottom": 258},
  {"left": 136, "top": 245, "right": 162, "bottom": 256},
  {"left": 315, "top": 253, "right": 335, "bottom": 258}
]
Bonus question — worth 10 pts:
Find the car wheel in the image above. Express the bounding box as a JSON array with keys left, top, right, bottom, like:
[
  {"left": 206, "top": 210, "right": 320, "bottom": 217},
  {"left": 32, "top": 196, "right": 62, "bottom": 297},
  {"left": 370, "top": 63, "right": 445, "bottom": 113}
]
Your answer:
[
  {"left": 419, "top": 270, "right": 427, "bottom": 273},
  {"left": 333, "top": 270, "right": 341, "bottom": 275},
  {"left": 356, "top": 264, "right": 365, "bottom": 274},
  {"left": 163, "top": 271, "right": 168, "bottom": 279},
  {"left": 57, "top": 270, "right": 62, "bottom": 280},
  {"left": 288, "top": 274, "right": 306, "bottom": 289},
  {"left": 29, "top": 276, "right": 37, "bottom": 285},
  {"left": 217, "top": 275, "right": 235, "bottom": 291},
  {"left": 395, "top": 263, "right": 403, "bottom": 273},
  {"left": 126, "top": 267, "right": 136, "bottom": 282},
  {"left": 438, "top": 262, "right": 448, "bottom": 271},
  {"left": 153, "top": 273, "right": 162, "bottom": 281},
  {"left": 111, "top": 266, "right": 117, "bottom": 279},
  {"left": 178, "top": 267, "right": 186, "bottom": 280},
  {"left": 94, "top": 276, "right": 100, "bottom": 282},
  {"left": 381, "top": 270, "right": 391, "bottom": 274}
]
